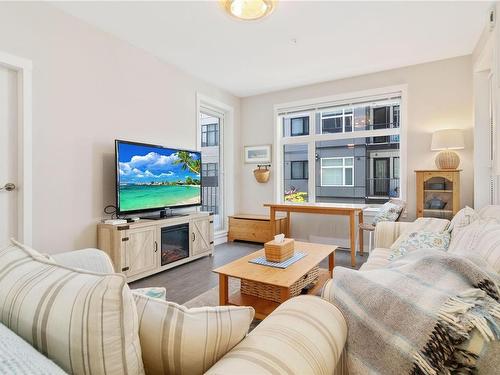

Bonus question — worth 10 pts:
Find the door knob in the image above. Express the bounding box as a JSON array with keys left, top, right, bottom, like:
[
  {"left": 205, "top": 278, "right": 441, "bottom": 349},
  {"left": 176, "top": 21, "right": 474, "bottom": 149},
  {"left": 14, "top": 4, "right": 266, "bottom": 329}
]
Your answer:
[{"left": 0, "top": 183, "right": 15, "bottom": 191}]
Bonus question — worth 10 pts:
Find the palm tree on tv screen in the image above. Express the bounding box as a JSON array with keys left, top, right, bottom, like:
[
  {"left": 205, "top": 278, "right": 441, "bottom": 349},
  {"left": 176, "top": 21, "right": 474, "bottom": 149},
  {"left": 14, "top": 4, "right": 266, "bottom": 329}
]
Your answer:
[{"left": 173, "top": 151, "right": 201, "bottom": 175}]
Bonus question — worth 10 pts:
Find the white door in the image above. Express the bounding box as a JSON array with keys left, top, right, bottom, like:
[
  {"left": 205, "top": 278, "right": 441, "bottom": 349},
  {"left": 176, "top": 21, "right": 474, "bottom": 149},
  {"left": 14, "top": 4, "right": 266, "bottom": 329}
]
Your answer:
[{"left": 0, "top": 65, "right": 18, "bottom": 246}]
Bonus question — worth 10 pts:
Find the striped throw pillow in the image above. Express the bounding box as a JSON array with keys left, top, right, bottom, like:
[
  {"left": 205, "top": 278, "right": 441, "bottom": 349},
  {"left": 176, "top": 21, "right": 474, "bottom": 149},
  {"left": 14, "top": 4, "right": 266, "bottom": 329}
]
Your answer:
[
  {"left": 448, "top": 219, "right": 500, "bottom": 273},
  {"left": 132, "top": 292, "right": 254, "bottom": 375},
  {"left": 0, "top": 240, "right": 144, "bottom": 375}
]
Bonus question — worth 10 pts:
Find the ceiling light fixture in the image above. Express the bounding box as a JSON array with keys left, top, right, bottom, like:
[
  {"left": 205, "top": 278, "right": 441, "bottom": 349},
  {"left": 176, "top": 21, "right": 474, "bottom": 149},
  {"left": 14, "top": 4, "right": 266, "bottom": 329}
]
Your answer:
[{"left": 220, "top": 0, "right": 276, "bottom": 21}]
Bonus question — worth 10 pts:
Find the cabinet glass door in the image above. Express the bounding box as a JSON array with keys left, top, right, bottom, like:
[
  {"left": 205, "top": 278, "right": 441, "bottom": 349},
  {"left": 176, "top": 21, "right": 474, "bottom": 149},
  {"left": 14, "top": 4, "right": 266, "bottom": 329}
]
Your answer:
[{"left": 423, "top": 176, "right": 453, "bottom": 219}]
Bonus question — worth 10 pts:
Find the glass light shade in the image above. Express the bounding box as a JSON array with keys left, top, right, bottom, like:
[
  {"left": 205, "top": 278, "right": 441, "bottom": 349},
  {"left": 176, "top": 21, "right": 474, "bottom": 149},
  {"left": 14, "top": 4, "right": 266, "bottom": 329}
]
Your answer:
[
  {"left": 431, "top": 129, "right": 465, "bottom": 151},
  {"left": 221, "top": 0, "right": 275, "bottom": 20}
]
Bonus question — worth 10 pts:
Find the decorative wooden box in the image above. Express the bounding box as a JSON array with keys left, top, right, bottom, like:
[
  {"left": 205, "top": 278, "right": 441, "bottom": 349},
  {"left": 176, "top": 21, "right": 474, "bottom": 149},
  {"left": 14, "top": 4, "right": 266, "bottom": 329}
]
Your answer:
[{"left": 264, "top": 238, "right": 295, "bottom": 262}]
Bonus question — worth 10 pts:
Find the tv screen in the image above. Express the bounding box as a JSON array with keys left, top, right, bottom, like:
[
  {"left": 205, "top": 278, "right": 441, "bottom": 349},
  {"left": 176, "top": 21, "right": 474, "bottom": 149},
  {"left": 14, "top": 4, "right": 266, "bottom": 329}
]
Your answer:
[{"left": 115, "top": 140, "right": 201, "bottom": 214}]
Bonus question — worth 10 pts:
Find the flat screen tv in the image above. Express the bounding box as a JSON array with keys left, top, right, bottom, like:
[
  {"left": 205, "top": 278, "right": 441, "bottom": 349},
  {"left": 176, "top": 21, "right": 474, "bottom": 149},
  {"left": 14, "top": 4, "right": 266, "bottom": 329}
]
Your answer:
[{"left": 115, "top": 140, "right": 201, "bottom": 215}]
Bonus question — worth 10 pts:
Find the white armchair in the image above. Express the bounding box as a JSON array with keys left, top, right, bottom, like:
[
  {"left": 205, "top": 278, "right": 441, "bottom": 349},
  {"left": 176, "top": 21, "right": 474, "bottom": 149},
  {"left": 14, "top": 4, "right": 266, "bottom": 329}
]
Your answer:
[{"left": 51, "top": 248, "right": 115, "bottom": 273}]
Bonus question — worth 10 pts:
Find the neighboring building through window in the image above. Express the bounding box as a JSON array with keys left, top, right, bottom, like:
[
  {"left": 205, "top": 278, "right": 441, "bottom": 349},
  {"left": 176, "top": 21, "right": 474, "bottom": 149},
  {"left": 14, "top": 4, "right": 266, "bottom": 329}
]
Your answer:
[
  {"left": 199, "top": 111, "right": 222, "bottom": 228},
  {"left": 278, "top": 90, "right": 403, "bottom": 204}
]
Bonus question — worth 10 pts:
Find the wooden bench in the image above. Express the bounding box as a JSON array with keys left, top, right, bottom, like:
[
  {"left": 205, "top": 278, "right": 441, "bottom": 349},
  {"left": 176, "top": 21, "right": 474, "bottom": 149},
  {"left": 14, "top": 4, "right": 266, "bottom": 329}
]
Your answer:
[{"left": 228, "top": 214, "right": 288, "bottom": 243}]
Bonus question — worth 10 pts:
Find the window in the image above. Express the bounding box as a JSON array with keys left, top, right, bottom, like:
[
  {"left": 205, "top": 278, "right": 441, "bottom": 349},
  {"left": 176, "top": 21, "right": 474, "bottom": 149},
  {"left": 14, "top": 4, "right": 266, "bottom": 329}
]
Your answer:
[
  {"left": 321, "top": 157, "right": 354, "bottom": 186},
  {"left": 321, "top": 109, "right": 353, "bottom": 134},
  {"left": 291, "top": 161, "right": 308, "bottom": 180},
  {"left": 202, "top": 163, "right": 218, "bottom": 177},
  {"left": 283, "top": 116, "right": 309, "bottom": 137},
  {"left": 201, "top": 123, "right": 219, "bottom": 147},
  {"left": 278, "top": 89, "right": 403, "bottom": 204}
]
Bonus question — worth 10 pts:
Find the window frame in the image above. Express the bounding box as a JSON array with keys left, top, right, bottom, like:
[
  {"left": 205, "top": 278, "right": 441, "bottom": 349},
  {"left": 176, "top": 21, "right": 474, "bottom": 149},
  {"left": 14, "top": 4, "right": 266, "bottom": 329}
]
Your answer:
[
  {"left": 197, "top": 94, "right": 231, "bottom": 234},
  {"left": 393, "top": 156, "right": 400, "bottom": 179},
  {"left": 273, "top": 85, "right": 407, "bottom": 204},
  {"left": 320, "top": 157, "right": 354, "bottom": 187}
]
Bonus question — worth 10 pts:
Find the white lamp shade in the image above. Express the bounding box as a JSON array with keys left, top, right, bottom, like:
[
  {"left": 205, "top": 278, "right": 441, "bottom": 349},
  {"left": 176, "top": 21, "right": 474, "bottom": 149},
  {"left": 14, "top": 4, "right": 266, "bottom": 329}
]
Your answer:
[{"left": 431, "top": 129, "right": 465, "bottom": 151}]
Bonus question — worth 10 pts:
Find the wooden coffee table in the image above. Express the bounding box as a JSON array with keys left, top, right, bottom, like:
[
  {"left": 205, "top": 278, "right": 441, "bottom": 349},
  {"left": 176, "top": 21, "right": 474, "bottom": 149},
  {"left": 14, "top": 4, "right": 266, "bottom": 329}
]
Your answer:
[{"left": 213, "top": 241, "right": 336, "bottom": 319}]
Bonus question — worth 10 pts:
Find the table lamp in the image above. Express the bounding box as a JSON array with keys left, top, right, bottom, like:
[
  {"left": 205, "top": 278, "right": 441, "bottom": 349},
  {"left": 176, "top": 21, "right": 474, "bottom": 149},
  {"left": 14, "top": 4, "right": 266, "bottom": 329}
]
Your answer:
[{"left": 430, "top": 129, "right": 465, "bottom": 169}]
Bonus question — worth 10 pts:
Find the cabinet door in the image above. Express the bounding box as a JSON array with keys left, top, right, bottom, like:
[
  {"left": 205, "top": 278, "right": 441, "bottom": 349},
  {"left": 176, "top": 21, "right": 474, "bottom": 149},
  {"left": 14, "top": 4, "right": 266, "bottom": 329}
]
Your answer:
[
  {"left": 191, "top": 217, "right": 212, "bottom": 256},
  {"left": 124, "top": 226, "right": 157, "bottom": 278}
]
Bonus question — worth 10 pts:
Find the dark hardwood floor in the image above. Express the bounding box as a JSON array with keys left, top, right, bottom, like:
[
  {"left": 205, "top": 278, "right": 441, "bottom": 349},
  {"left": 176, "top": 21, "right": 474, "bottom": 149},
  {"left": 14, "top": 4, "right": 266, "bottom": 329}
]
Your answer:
[{"left": 129, "top": 241, "right": 367, "bottom": 304}]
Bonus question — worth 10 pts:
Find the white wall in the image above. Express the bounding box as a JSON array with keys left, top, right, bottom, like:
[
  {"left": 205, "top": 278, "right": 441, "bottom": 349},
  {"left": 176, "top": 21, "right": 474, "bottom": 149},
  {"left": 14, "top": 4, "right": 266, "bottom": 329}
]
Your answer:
[
  {"left": 0, "top": 2, "right": 240, "bottom": 253},
  {"left": 239, "top": 56, "right": 474, "bottom": 242}
]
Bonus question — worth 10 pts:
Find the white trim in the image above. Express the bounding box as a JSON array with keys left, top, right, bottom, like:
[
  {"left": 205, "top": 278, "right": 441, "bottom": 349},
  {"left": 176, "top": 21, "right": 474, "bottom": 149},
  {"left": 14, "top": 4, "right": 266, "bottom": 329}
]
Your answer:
[
  {"left": 0, "top": 51, "right": 33, "bottom": 245},
  {"left": 274, "top": 85, "right": 408, "bottom": 204},
  {"left": 196, "top": 93, "right": 235, "bottom": 232},
  {"left": 280, "top": 127, "right": 400, "bottom": 145},
  {"left": 274, "top": 85, "right": 406, "bottom": 113},
  {"left": 214, "top": 230, "right": 228, "bottom": 246}
]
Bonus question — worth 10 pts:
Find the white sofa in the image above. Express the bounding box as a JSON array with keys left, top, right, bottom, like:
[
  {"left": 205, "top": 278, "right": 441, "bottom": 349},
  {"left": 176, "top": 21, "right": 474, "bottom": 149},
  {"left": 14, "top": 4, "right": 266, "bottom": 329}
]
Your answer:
[
  {"left": 4, "top": 206, "right": 498, "bottom": 374},
  {"left": 321, "top": 206, "right": 500, "bottom": 374},
  {"left": 0, "top": 247, "right": 347, "bottom": 375}
]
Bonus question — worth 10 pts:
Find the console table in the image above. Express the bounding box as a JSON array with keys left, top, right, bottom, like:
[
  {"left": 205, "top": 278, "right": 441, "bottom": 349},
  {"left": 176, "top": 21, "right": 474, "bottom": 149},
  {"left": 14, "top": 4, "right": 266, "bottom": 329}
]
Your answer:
[{"left": 264, "top": 202, "right": 367, "bottom": 267}]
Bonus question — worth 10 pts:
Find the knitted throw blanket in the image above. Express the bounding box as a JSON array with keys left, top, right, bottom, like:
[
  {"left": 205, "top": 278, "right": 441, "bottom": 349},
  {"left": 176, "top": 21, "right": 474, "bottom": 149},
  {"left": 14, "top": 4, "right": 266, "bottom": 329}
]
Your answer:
[{"left": 323, "top": 250, "right": 500, "bottom": 374}]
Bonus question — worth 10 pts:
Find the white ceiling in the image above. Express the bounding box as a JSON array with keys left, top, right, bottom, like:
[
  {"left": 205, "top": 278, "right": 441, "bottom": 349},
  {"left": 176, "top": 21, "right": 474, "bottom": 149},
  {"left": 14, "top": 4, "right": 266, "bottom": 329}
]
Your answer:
[{"left": 51, "top": 1, "right": 491, "bottom": 97}]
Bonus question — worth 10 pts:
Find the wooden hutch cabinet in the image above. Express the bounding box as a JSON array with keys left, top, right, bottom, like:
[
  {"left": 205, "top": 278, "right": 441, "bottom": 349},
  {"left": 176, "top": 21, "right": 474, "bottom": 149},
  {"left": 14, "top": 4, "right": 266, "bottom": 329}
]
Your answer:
[{"left": 415, "top": 169, "right": 461, "bottom": 219}]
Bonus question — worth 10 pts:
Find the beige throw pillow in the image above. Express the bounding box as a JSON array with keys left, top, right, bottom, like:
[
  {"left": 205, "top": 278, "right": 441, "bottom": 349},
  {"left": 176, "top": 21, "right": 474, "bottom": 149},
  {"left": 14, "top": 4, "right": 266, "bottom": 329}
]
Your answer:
[
  {"left": 448, "top": 206, "right": 479, "bottom": 235},
  {"left": 448, "top": 219, "right": 500, "bottom": 273},
  {"left": 0, "top": 240, "right": 144, "bottom": 375},
  {"left": 132, "top": 292, "right": 254, "bottom": 375}
]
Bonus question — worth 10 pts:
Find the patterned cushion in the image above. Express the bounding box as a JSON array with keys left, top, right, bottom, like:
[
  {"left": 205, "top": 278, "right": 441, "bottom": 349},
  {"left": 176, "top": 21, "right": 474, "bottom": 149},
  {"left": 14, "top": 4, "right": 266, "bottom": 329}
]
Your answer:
[
  {"left": 132, "top": 292, "right": 254, "bottom": 375},
  {"left": 448, "top": 219, "right": 500, "bottom": 273},
  {"left": 0, "top": 240, "right": 144, "bottom": 375},
  {"left": 448, "top": 206, "right": 479, "bottom": 235},
  {"left": 389, "top": 230, "right": 450, "bottom": 260},
  {"left": 372, "top": 202, "right": 402, "bottom": 225}
]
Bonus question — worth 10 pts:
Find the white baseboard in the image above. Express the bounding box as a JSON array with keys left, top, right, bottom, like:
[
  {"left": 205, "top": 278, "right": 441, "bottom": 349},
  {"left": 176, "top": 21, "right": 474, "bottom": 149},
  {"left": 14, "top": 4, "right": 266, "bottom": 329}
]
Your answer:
[{"left": 214, "top": 230, "right": 228, "bottom": 246}]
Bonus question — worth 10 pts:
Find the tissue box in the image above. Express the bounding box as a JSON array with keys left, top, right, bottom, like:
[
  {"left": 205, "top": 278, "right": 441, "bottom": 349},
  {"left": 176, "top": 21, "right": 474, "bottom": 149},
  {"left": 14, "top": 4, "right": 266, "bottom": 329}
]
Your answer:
[{"left": 264, "top": 238, "right": 295, "bottom": 263}]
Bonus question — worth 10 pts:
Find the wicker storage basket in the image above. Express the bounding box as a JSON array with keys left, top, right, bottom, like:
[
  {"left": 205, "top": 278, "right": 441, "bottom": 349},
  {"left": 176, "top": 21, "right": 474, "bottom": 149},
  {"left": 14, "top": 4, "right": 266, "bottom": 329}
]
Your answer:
[
  {"left": 264, "top": 238, "right": 295, "bottom": 262},
  {"left": 253, "top": 168, "right": 270, "bottom": 183},
  {"left": 241, "top": 266, "right": 319, "bottom": 303}
]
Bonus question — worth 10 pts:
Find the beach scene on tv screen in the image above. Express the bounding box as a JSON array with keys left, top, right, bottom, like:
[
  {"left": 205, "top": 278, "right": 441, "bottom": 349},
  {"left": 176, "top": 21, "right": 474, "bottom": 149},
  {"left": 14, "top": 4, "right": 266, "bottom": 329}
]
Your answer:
[{"left": 118, "top": 142, "right": 201, "bottom": 212}]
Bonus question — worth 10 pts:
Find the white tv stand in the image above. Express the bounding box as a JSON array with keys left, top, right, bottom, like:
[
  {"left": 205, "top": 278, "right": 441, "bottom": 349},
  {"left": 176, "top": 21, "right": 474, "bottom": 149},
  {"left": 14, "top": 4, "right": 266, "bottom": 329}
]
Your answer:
[{"left": 98, "top": 211, "right": 214, "bottom": 282}]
